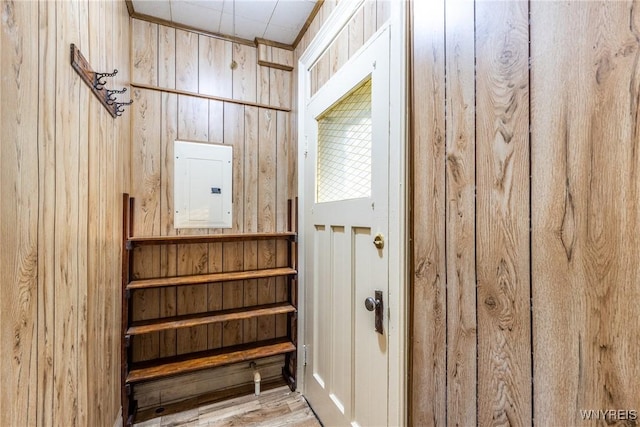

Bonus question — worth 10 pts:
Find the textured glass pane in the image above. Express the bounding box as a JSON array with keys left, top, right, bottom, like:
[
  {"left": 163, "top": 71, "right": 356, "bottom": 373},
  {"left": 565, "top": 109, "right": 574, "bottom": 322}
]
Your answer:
[{"left": 317, "top": 78, "right": 372, "bottom": 203}]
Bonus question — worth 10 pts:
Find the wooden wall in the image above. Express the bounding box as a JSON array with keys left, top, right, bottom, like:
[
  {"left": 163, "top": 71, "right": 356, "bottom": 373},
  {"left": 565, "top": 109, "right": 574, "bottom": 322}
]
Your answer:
[
  {"left": 411, "top": 0, "right": 640, "bottom": 425},
  {"left": 410, "top": 0, "right": 447, "bottom": 424},
  {"left": 294, "top": 0, "right": 390, "bottom": 96},
  {"left": 128, "top": 18, "right": 296, "bottom": 407},
  {"left": 531, "top": 2, "right": 640, "bottom": 424},
  {"left": 0, "top": 1, "right": 131, "bottom": 426}
]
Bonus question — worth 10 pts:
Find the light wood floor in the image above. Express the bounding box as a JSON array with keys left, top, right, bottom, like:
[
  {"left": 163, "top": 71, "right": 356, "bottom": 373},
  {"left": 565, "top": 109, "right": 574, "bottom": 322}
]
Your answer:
[{"left": 134, "top": 386, "right": 321, "bottom": 427}]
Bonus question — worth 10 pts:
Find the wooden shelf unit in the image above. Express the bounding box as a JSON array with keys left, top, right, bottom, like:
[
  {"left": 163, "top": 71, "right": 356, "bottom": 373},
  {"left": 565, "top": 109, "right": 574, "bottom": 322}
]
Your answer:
[
  {"left": 126, "top": 267, "right": 297, "bottom": 290},
  {"left": 121, "top": 194, "right": 298, "bottom": 426}
]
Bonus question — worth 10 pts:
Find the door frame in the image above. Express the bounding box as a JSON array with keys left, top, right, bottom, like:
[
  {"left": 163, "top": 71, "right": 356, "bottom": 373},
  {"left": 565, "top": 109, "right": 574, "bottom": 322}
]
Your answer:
[{"left": 296, "top": 1, "right": 408, "bottom": 425}]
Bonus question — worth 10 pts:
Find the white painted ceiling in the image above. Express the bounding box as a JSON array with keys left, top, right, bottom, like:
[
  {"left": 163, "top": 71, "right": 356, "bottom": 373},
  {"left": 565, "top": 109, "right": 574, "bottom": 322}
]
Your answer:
[{"left": 131, "top": 0, "right": 317, "bottom": 45}]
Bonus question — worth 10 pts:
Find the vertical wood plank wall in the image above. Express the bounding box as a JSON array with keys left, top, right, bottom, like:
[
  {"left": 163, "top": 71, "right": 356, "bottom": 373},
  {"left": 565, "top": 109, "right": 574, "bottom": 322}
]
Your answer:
[
  {"left": 296, "top": 0, "right": 390, "bottom": 97},
  {"left": 476, "top": 2, "right": 531, "bottom": 425},
  {"left": 129, "top": 18, "right": 295, "bottom": 407},
  {"left": 409, "top": 1, "right": 446, "bottom": 426},
  {"left": 0, "top": 1, "right": 131, "bottom": 426},
  {"left": 411, "top": 0, "right": 640, "bottom": 425},
  {"left": 531, "top": 1, "right": 640, "bottom": 425},
  {"left": 4, "top": 0, "right": 640, "bottom": 425},
  {"left": 444, "top": 0, "right": 476, "bottom": 425}
]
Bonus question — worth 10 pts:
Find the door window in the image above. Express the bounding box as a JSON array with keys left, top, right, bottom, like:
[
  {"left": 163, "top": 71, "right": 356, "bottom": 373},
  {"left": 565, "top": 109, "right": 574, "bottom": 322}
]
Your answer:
[{"left": 316, "top": 78, "right": 372, "bottom": 203}]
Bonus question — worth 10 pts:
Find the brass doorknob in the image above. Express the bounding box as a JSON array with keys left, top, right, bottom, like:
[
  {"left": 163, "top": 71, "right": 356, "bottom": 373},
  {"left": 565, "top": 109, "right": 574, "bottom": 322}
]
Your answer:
[{"left": 373, "top": 233, "right": 384, "bottom": 249}]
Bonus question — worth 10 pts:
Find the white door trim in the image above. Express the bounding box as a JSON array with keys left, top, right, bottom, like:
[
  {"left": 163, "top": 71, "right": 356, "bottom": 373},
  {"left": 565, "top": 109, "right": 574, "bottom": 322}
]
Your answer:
[{"left": 297, "top": 1, "right": 408, "bottom": 426}]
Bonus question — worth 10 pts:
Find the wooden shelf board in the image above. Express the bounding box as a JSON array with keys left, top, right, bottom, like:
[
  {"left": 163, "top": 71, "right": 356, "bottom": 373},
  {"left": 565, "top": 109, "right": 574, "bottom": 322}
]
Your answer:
[
  {"left": 127, "top": 267, "right": 297, "bottom": 290},
  {"left": 126, "top": 231, "right": 296, "bottom": 249},
  {"left": 126, "top": 339, "right": 296, "bottom": 384},
  {"left": 127, "top": 303, "right": 296, "bottom": 335}
]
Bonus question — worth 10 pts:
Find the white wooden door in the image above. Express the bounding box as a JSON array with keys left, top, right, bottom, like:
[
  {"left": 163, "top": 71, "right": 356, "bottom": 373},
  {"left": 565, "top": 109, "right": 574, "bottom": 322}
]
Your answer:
[{"left": 303, "top": 29, "right": 391, "bottom": 427}]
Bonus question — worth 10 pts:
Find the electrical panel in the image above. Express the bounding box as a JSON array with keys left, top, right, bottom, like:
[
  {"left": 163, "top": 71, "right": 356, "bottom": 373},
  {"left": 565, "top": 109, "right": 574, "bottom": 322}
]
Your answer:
[{"left": 174, "top": 140, "right": 232, "bottom": 229}]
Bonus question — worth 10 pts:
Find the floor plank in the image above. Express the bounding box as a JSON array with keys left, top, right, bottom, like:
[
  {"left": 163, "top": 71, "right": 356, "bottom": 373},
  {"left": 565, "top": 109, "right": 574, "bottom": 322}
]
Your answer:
[{"left": 134, "top": 386, "right": 320, "bottom": 427}]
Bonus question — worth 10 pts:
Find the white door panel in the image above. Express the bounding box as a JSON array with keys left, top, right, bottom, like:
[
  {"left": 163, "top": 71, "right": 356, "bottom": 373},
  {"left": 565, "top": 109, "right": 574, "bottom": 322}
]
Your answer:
[{"left": 304, "top": 28, "right": 391, "bottom": 427}]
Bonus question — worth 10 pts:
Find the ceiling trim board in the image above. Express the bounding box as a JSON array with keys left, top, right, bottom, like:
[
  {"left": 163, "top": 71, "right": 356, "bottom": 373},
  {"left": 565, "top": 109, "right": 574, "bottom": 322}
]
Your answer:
[
  {"left": 130, "top": 12, "right": 257, "bottom": 48},
  {"left": 130, "top": 82, "right": 292, "bottom": 113},
  {"left": 292, "top": 0, "right": 324, "bottom": 50},
  {"left": 255, "top": 37, "right": 294, "bottom": 52},
  {"left": 125, "top": 0, "right": 134, "bottom": 16}
]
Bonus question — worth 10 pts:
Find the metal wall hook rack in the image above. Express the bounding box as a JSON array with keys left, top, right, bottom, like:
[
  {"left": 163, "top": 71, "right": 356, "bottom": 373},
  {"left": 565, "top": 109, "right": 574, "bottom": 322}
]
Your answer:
[
  {"left": 115, "top": 100, "right": 134, "bottom": 116},
  {"left": 106, "top": 88, "right": 127, "bottom": 105},
  {"left": 95, "top": 69, "right": 118, "bottom": 90},
  {"left": 70, "top": 44, "right": 132, "bottom": 118}
]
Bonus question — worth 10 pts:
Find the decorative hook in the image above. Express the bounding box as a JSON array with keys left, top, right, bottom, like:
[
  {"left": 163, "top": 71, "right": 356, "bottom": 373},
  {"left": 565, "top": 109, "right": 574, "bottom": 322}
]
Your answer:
[
  {"left": 94, "top": 69, "right": 118, "bottom": 90},
  {"left": 115, "top": 99, "right": 133, "bottom": 117},
  {"left": 106, "top": 87, "right": 127, "bottom": 105}
]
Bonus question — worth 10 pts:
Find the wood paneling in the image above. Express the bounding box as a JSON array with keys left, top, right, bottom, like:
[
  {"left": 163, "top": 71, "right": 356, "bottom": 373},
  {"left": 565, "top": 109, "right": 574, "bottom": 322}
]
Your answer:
[
  {"left": 87, "top": 0, "right": 116, "bottom": 423},
  {"left": 307, "top": 1, "right": 391, "bottom": 97},
  {"left": 320, "top": 0, "right": 336, "bottom": 23},
  {"left": 208, "top": 101, "right": 225, "bottom": 350},
  {"left": 412, "top": 1, "right": 639, "bottom": 425},
  {"left": 348, "top": 7, "right": 365, "bottom": 57},
  {"left": 176, "top": 30, "right": 199, "bottom": 93},
  {"left": 199, "top": 36, "right": 232, "bottom": 98},
  {"left": 134, "top": 355, "right": 285, "bottom": 410},
  {"left": 275, "top": 111, "right": 291, "bottom": 337},
  {"left": 1, "top": 0, "right": 130, "bottom": 425},
  {"left": 113, "top": 1, "right": 132, "bottom": 421},
  {"left": 476, "top": 2, "right": 531, "bottom": 425},
  {"left": 132, "top": 19, "right": 158, "bottom": 86},
  {"left": 131, "top": 18, "right": 291, "bottom": 114},
  {"left": 129, "top": 17, "right": 295, "bottom": 401},
  {"left": 158, "top": 26, "right": 176, "bottom": 89},
  {"left": 329, "top": 28, "right": 349, "bottom": 76},
  {"left": 131, "top": 88, "right": 162, "bottom": 363},
  {"left": 444, "top": 0, "right": 477, "bottom": 424},
  {"left": 376, "top": 0, "right": 390, "bottom": 31},
  {"left": 314, "top": 53, "right": 330, "bottom": 96},
  {"left": 363, "top": 0, "right": 377, "bottom": 44},
  {"left": 272, "top": 47, "right": 294, "bottom": 68},
  {"left": 160, "top": 92, "right": 179, "bottom": 358},
  {"left": 53, "top": 0, "right": 83, "bottom": 423},
  {"left": 1, "top": 1, "right": 39, "bottom": 425},
  {"left": 258, "top": 64, "right": 271, "bottom": 106},
  {"left": 36, "top": 1, "right": 57, "bottom": 424},
  {"left": 244, "top": 106, "right": 260, "bottom": 343},
  {"left": 176, "top": 93, "right": 210, "bottom": 355},
  {"left": 410, "top": 0, "right": 531, "bottom": 424},
  {"left": 257, "top": 109, "right": 278, "bottom": 341},
  {"left": 301, "top": 1, "right": 640, "bottom": 425},
  {"left": 9, "top": 2, "right": 640, "bottom": 425},
  {"left": 409, "top": 0, "right": 446, "bottom": 425},
  {"left": 130, "top": 82, "right": 291, "bottom": 113},
  {"left": 233, "top": 43, "right": 258, "bottom": 103},
  {"left": 531, "top": 1, "right": 640, "bottom": 424},
  {"left": 269, "top": 69, "right": 292, "bottom": 110},
  {"left": 222, "top": 102, "right": 245, "bottom": 348}
]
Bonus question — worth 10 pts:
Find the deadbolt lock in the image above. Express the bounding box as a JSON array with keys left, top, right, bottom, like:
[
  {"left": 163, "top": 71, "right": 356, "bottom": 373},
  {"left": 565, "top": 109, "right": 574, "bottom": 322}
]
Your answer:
[{"left": 373, "top": 233, "right": 384, "bottom": 249}]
